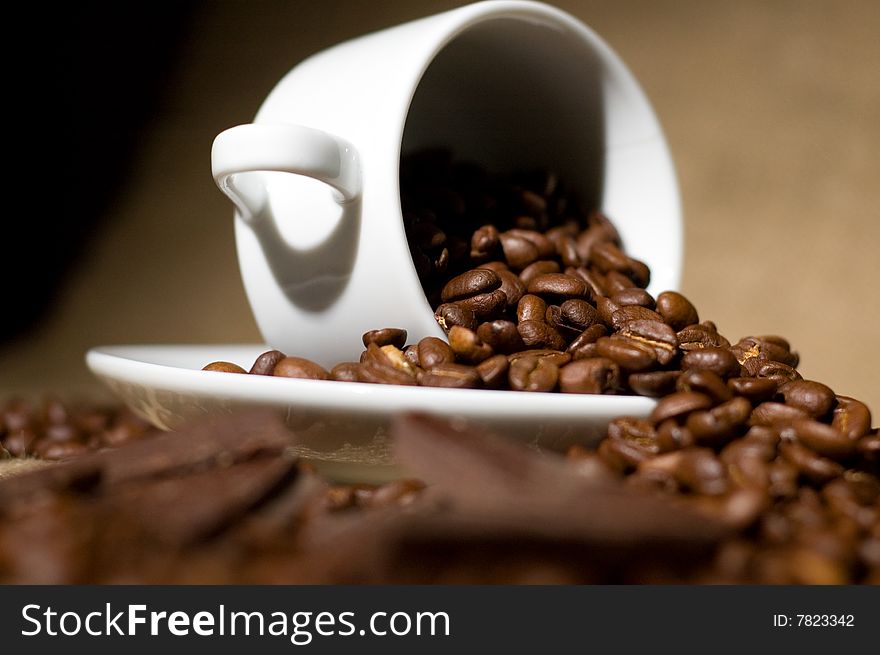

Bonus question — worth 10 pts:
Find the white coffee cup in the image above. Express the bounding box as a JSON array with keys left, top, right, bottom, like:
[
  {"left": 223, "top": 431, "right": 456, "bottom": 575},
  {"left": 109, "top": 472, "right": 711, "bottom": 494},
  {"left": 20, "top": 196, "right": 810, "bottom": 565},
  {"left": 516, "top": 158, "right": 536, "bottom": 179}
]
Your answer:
[{"left": 212, "top": 0, "right": 682, "bottom": 367}]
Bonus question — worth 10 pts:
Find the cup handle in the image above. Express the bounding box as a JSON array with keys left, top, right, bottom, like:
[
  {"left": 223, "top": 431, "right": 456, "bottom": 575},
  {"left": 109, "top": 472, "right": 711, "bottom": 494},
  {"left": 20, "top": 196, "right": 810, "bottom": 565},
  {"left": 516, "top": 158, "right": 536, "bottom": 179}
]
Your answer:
[{"left": 211, "top": 123, "right": 361, "bottom": 219}]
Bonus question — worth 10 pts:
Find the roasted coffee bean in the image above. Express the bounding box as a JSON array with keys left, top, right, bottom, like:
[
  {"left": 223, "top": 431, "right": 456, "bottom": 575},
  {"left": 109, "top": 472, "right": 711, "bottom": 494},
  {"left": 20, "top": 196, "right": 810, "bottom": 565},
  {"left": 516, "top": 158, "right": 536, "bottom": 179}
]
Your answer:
[
  {"left": 417, "top": 337, "right": 455, "bottom": 369},
  {"left": 722, "top": 439, "right": 775, "bottom": 490},
  {"left": 519, "top": 260, "right": 561, "bottom": 286},
  {"left": 573, "top": 226, "right": 606, "bottom": 262},
  {"left": 544, "top": 306, "right": 576, "bottom": 340},
  {"left": 777, "top": 380, "right": 836, "bottom": 419},
  {"left": 495, "top": 269, "right": 526, "bottom": 309},
  {"left": 509, "top": 356, "right": 559, "bottom": 392},
  {"left": 733, "top": 336, "right": 799, "bottom": 368},
  {"left": 516, "top": 294, "right": 548, "bottom": 323},
  {"left": 650, "top": 392, "right": 714, "bottom": 424},
  {"left": 546, "top": 300, "right": 599, "bottom": 340},
  {"left": 779, "top": 441, "right": 845, "bottom": 485},
  {"left": 610, "top": 305, "right": 664, "bottom": 331},
  {"left": 357, "top": 361, "right": 417, "bottom": 386},
  {"left": 655, "top": 291, "right": 699, "bottom": 331},
  {"left": 595, "top": 296, "right": 620, "bottom": 328},
  {"left": 379, "top": 345, "right": 416, "bottom": 374},
  {"left": 470, "top": 224, "right": 500, "bottom": 259},
  {"left": 357, "top": 344, "right": 416, "bottom": 384},
  {"left": 567, "top": 324, "right": 608, "bottom": 360},
  {"left": 556, "top": 235, "right": 582, "bottom": 267},
  {"left": 752, "top": 360, "right": 802, "bottom": 384},
  {"left": 477, "top": 320, "right": 526, "bottom": 354},
  {"left": 410, "top": 222, "right": 446, "bottom": 250},
  {"left": 565, "top": 446, "right": 620, "bottom": 484},
  {"left": 619, "top": 319, "right": 678, "bottom": 365},
  {"left": 586, "top": 210, "right": 622, "bottom": 240},
  {"left": 273, "top": 356, "right": 330, "bottom": 380},
  {"left": 330, "top": 362, "right": 362, "bottom": 382},
  {"left": 677, "top": 323, "right": 730, "bottom": 351},
  {"left": 690, "top": 488, "right": 768, "bottom": 531},
  {"left": 544, "top": 222, "right": 579, "bottom": 246},
  {"left": 742, "top": 425, "right": 782, "bottom": 448},
  {"left": 643, "top": 448, "right": 728, "bottom": 496},
  {"left": 677, "top": 369, "right": 733, "bottom": 404},
  {"left": 595, "top": 336, "right": 658, "bottom": 373},
  {"left": 780, "top": 419, "right": 858, "bottom": 460},
  {"left": 628, "top": 371, "right": 680, "bottom": 398},
  {"left": 508, "top": 349, "right": 571, "bottom": 367},
  {"left": 476, "top": 354, "right": 510, "bottom": 389},
  {"left": 604, "top": 270, "right": 637, "bottom": 294},
  {"left": 249, "top": 350, "right": 286, "bottom": 376},
  {"left": 607, "top": 417, "right": 658, "bottom": 449},
  {"left": 448, "top": 325, "right": 494, "bottom": 364},
  {"left": 589, "top": 241, "right": 629, "bottom": 274},
  {"left": 456, "top": 289, "right": 508, "bottom": 320},
  {"left": 767, "top": 459, "right": 800, "bottom": 499},
  {"left": 685, "top": 398, "right": 752, "bottom": 448},
  {"left": 202, "top": 361, "right": 247, "bottom": 374},
  {"left": 727, "top": 377, "right": 778, "bottom": 404},
  {"left": 610, "top": 288, "right": 655, "bottom": 309},
  {"left": 499, "top": 231, "right": 540, "bottom": 269},
  {"left": 823, "top": 475, "right": 880, "bottom": 529},
  {"left": 626, "top": 258, "right": 651, "bottom": 289},
  {"left": 434, "top": 302, "right": 477, "bottom": 332},
  {"left": 597, "top": 437, "right": 652, "bottom": 473},
  {"left": 507, "top": 229, "right": 555, "bottom": 259},
  {"left": 441, "top": 269, "right": 501, "bottom": 302},
  {"left": 362, "top": 328, "right": 408, "bottom": 349},
  {"left": 478, "top": 260, "right": 509, "bottom": 273},
  {"left": 749, "top": 402, "right": 810, "bottom": 427},
  {"left": 558, "top": 358, "right": 620, "bottom": 394},
  {"left": 859, "top": 432, "right": 880, "bottom": 463},
  {"left": 526, "top": 273, "right": 589, "bottom": 301},
  {"left": 416, "top": 363, "right": 482, "bottom": 389},
  {"left": 681, "top": 347, "right": 741, "bottom": 379},
  {"left": 831, "top": 396, "right": 872, "bottom": 441},
  {"left": 709, "top": 396, "right": 753, "bottom": 426},
  {"left": 559, "top": 299, "right": 599, "bottom": 331},
  {"left": 517, "top": 320, "right": 567, "bottom": 351},
  {"left": 569, "top": 266, "right": 607, "bottom": 298}
]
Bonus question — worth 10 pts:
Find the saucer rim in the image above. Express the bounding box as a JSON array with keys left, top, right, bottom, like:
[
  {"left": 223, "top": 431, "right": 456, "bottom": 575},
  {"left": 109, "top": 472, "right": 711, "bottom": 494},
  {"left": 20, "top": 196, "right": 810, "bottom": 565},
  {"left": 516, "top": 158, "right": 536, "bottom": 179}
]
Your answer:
[{"left": 86, "top": 343, "right": 656, "bottom": 420}]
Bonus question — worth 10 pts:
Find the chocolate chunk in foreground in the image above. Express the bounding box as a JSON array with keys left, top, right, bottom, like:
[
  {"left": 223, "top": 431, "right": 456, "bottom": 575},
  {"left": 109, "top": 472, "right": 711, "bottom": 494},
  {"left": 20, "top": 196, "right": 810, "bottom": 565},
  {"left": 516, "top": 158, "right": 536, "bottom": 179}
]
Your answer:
[
  {"left": 391, "top": 413, "right": 728, "bottom": 546},
  {"left": 101, "top": 455, "right": 299, "bottom": 546}
]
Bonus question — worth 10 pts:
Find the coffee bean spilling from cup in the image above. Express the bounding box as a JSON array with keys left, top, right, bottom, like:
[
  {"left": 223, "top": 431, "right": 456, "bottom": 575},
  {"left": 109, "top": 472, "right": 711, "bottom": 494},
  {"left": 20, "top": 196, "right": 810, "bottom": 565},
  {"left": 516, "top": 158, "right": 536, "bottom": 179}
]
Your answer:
[{"left": 204, "top": 151, "right": 875, "bottom": 453}]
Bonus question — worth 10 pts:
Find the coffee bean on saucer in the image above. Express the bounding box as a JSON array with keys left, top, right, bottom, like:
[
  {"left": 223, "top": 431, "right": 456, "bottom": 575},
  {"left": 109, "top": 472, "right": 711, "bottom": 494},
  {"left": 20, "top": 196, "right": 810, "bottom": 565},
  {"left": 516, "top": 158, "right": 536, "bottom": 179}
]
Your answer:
[
  {"left": 203, "top": 361, "right": 247, "bottom": 374},
  {"left": 249, "top": 350, "right": 286, "bottom": 376},
  {"left": 273, "top": 357, "right": 330, "bottom": 380},
  {"left": 362, "top": 328, "right": 408, "bottom": 349}
]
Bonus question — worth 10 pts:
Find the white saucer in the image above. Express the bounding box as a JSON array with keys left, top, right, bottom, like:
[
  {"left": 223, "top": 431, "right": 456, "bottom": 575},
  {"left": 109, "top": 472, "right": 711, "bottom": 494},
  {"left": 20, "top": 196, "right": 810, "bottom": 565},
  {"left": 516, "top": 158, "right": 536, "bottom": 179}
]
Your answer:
[{"left": 86, "top": 344, "right": 655, "bottom": 482}]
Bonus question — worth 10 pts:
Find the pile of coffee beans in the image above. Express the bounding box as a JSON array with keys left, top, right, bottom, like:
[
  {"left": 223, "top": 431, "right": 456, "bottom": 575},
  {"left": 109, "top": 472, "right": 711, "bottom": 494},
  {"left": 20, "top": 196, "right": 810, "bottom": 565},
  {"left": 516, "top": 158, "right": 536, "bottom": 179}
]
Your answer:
[{"left": 0, "top": 397, "right": 152, "bottom": 461}]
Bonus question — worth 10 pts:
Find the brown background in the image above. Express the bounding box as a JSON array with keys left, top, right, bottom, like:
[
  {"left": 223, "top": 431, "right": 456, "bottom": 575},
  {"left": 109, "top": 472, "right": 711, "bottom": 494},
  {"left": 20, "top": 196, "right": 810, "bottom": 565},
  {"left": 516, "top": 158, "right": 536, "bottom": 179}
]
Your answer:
[{"left": 2, "top": 0, "right": 878, "bottom": 412}]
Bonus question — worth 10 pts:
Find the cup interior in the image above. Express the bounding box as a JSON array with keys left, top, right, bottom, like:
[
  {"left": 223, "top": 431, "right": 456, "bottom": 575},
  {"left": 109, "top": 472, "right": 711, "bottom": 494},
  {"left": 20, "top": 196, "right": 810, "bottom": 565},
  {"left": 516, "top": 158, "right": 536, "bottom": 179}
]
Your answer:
[{"left": 402, "top": 16, "right": 605, "bottom": 210}]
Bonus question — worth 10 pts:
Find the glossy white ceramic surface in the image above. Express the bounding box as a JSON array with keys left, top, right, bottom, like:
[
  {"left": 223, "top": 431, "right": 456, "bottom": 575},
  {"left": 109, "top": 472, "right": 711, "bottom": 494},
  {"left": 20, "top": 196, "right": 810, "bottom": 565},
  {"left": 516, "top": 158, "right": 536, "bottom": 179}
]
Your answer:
[
  {"left": 212, "top": 0, "right": 682, "bottom": 368},
  {"left": 86, "top": 344, "right": 655, "bottom": 482}
]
